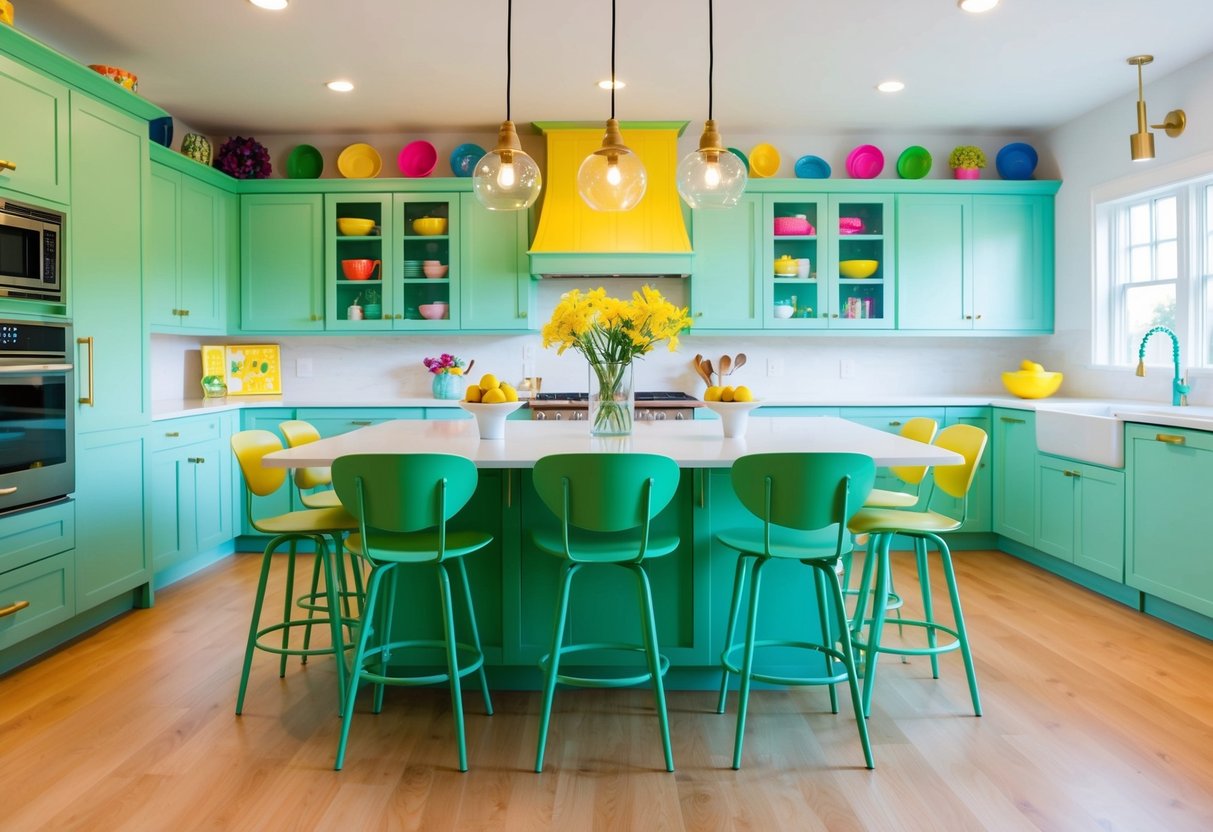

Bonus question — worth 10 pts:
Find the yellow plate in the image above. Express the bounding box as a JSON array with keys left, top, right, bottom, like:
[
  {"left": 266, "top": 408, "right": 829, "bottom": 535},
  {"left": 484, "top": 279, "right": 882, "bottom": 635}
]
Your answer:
[
  {"left": 749, "top": 143, "right": 781, "bottom": 178},
  {"left": 337, "top": 143, "right": 383, "bottom": 179}
]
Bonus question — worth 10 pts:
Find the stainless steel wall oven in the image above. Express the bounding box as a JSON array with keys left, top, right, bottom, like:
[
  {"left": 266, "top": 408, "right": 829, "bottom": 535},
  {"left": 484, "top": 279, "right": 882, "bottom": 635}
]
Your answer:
[{"left": 0, "top": 319, "right": 74, "bottom": 514}]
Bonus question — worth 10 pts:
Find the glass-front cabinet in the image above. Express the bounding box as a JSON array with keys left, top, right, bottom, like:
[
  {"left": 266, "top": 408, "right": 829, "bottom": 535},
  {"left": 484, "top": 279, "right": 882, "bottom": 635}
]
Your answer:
[
  {"left": 763, "top": 194, "right": 893, "bottom": 329},
  {"left": 393, "top": 192, "right": 460, "bottom": 331},
  {"left": 325, "top": 194, "right": 393, "bottom": 331}
]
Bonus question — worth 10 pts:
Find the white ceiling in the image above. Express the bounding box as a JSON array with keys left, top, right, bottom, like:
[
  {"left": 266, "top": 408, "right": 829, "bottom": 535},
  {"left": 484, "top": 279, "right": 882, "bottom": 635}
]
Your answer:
[{"left": 16, "top": 0, "right": 1213, "bottom": 136}]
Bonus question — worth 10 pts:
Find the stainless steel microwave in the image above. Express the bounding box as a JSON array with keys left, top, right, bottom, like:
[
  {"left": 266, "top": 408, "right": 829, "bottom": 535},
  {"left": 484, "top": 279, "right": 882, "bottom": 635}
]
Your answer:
[{"left": 0, "top": 197, "right": 64, "bottom": 303}]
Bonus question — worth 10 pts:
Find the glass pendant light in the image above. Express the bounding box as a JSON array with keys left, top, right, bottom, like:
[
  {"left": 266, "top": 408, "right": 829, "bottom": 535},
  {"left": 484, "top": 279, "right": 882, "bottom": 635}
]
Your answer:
[
  {"left": 473, "top": 0, "right": 542, "bottom": 211},
  {"left": 577, "top": 0, "right": 646, "bottom": 212},
  {"left": 677, "top": 0, "right": 746, "bottom": 209}
]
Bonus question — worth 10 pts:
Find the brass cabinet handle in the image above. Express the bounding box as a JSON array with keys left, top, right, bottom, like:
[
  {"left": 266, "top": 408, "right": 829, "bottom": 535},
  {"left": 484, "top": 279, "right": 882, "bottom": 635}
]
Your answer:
[
  {"left": 187, "top": 457, "right": 205, "bottom": 464},
  {"left": 999, "top": 415, "right": 1025, "bottom": 424},
  {"left": 831, "top": 313, "right": 839, "bottom": 318},
  {"left": 0, "top": 600, "right": 30, "bottom": 618},
  {"left": 1062, "top": 469, "right": 1082, "bottom": 478},
  {"left": 976, "top": 314, "right": 983, "bottom": 320},
  {"left": 77, "top": 336, "right": 95, "bottom": 405},
  {"left": 0, "top": 486, "right": 17, "bottom": 496},
  {"left": 164, "top": 431, "right": 180, "bottom": 438},
  {"left": 0, "top": 159, "right": 16, "bottom": 172},
  {"left": 888, "top": 420, "right": 902, "bottom": 426},
  {"left": 171, "top": 308, "right": 180, "bottom": 316},
  {"left": 350, "top": 420, "right": 373, "bottom": 426},
  {"left": 181, "top": 309, "right": 190, "bottom": 317},
  {"left": 1156, "top": 433, "right": 1186, "bottom": 445},
  {"left": 965, "top": 314, "right": 973, "bottom": 320},
  {"left": 519, "top": 310, "right": 527, "bottom": 318},
  {"left": 694, "top": 312, "right": 703, "bottom": 318}
]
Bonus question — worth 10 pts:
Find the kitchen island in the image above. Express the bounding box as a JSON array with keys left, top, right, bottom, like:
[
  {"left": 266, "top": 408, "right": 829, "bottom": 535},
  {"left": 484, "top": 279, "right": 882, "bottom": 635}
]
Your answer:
[{"left": 255, "top": 416, "right": 960, "bottom": 687}]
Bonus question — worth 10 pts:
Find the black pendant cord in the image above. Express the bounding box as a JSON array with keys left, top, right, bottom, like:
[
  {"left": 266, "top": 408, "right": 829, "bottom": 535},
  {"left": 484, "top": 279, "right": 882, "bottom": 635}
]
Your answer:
[
  {"left": 708, "top": 0, "right": 714, "bottom": 120},
  {"left": 506, "top": 0, "right": 512, "bottom": 121},
  {"left": 610, "top": 0, "right": 617, "bottom": 119}
]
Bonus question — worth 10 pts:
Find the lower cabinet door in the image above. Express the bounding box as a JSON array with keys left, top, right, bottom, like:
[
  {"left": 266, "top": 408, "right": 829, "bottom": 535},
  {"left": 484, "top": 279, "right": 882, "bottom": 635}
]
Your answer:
[
  {"left": 0, "top": 551, "right": 75, "bottom": 651},
  {"left": 149, "top": 447, "right": 190, "bottom": 571},
  {"left": 1035, "top": 456, "right": 1076, "bottom": 562},
  {"left": 193, "top": 438, "right": 233, "bottom": 552},
  {"left": 1073, "top": 464, "right": 1125, "bottom": 582}
]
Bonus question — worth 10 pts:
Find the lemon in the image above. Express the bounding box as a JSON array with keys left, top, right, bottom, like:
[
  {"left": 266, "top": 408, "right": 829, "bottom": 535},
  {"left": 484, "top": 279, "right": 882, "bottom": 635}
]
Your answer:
[
  {"left": 721, "top": 386, "right": 736, "bottom": 402},
  {"left": 733, "top": 386, "right": 754, "bottom": 402},
  {"left": 479, "top": 373, "right": 500, "bottom": 391},
  {"left": 482, "top": 387, "right": 507, "bottom": 404},
  {"left": 448, "top": 367, "right": 463, "bottom": 376},
  {"left": 1020, "top": 359, "right": 1044, "bottom": 373},
  {"left": 465, "top": 385, "right": 483, "bottom": 403},
  {"left": 704, "top": 386, "right": 723, "bottom": 402},
  {"left": 500, "top": 383, "right": 519, "bottom": 402}
]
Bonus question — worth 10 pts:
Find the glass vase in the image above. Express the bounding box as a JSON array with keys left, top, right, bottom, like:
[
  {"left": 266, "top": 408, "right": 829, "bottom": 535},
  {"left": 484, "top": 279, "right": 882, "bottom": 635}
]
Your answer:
[
  {"left": 431, "top": 372, "right": 464, "bottom": 400},
  {"left": 588, "top": 361, "right": 634, "bottom": 436}
]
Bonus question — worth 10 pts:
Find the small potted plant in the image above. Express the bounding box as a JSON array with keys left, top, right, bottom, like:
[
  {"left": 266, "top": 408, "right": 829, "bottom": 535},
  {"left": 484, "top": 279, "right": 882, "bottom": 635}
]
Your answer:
[
  {"left": 948, "top": 145, "right": 986, "bottom": 180},
  {"left": 423, "top": 353, "right": 472, "bottom": 400},
  {"left": 362, "top": 288, "right": 382, "bottom": 320}
]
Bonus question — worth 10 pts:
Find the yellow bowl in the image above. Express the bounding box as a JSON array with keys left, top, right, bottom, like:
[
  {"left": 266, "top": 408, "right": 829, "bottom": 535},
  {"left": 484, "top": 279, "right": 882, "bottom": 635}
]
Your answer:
[
  {"left": 839, "top": 259, "right": 879, "bottom": 279},
  {"left": 1001, "top": 371, "right": 1063, "bottom": 399},
  {"left": 337, "top": 217, "right": 375, "bottom": 236},
  {"left": 749, "top": 143, "right": 781, "bottom": 178},
  {"left": 412, "top": 217, "right": 448, "bottom": 236}
]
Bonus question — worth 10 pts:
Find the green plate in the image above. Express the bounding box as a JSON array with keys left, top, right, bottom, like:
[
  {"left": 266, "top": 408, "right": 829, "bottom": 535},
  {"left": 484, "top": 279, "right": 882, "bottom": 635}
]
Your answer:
[
  {"left": 896, "top": 145, "right": 932, "bottom": 179},
  {"left": 286, "top": 144, "right": 323, "bottom": 179}
]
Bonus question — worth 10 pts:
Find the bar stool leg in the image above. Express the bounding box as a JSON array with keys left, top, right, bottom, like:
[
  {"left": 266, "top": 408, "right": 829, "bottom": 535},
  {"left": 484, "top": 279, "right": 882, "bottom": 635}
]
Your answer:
[
  {"left": 930, "top": 533, "right": 982, "bottom": 716},
  {"left": 814, "top": 567, "right": 839, "bottom": 714},
  {"left": 280, "top": 539, "right": 298, "bottom": 678},
  {"left": 335, "top": 565, "right": 384, "bottom": 771},
  {"left": 318, "top": 537, "right": 348, "bottom": 715},
  {"left": 914, "top": 536, "right": 940, "bottom": 678},
  {"left": 732, "top": 557, "right": 767, "bottom": 770},
  {"left": 236, "top": 538, "right": 278, "bottom": 715},
  {"left": 861, "top": 534, "right": 894, "bottom": 718},
  {"left": 536, "top": 562, "right": 578, "bottom": 773},
  {"left": 456, "top": 558, "right": 494, "bottom": 716},
  {"left": 822, "top": 561, "right": 875, "bottom": 770},
  {"left": 437, "top": 562, "right": 468, "bottom": 772},
  {"left": 373, "top": 567, "right": 398, "bottom": 715},
  {"left": 300, "top": 550, "right": 323, "bottom": 664},
  {"left": 633, "top": 563, "right": 674, "bottom": 772},
  {"left": 716, "top": 554, "right": 749, "bottom": 714}
]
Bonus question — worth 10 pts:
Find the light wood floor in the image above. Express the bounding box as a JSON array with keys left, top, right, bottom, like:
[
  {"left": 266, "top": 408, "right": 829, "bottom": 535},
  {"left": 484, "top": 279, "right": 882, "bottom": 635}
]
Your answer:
[{"left": 4, "top": 549, "right": 1213, "bottom": 831}]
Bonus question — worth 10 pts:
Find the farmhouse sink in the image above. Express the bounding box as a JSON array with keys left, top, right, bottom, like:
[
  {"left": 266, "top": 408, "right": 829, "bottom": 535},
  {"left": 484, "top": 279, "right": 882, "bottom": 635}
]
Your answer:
[{"left": 1035, "top": 403, "right": 1124, "bottom": 468}]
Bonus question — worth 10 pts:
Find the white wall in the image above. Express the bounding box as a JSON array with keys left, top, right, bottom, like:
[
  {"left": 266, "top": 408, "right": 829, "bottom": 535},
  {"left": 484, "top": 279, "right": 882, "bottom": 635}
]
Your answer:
[{"left": 1047, "top": 53, "right": 1213, "bottom": 405}]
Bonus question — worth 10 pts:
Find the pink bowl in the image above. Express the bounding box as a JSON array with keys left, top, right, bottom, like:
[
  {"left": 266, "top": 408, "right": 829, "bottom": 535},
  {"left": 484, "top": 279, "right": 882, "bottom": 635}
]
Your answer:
[
  {"left": 418, "top": 302, "right": 448, "bottom": 320},
  {"left": 397, "top": 141, "right": 437, "bottom": 177},
  {"left": 423, "top": 263, "right": 449, "bottom": 279},
  {"left": 773, "top": 216, "right": 813, "bottom": 236},
  {"left": 845, "top": 144, "right": 884, "bottom": 179},
  {"left": 839, "top": 217, "right": 865, "bottom": 234}
]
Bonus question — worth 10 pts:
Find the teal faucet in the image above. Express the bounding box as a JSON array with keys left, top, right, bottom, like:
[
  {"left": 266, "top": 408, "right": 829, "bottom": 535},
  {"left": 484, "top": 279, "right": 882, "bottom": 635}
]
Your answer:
[{"left": 1136, "top": 325, "right": 1189, "bottom": 406}]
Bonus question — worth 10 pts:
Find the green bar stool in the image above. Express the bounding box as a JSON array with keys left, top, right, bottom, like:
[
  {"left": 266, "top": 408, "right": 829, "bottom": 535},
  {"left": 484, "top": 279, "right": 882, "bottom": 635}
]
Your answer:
[
  {"left": 847, "top": 424, "right": 988, "bottom": 719},
  {"left": 715, "top": 452, "right": 877, "bottom": 770},
  {"left": 531, "top": 452, "right": 681, "bottom": 773},
  {"left": 280, "top": 419, "right": 366, "bottom": 644},
  {"left": 230, "top": 430, "right": 359, "bottom": 715},
  {"left": 330, "top": 453, "right": 494, "bottom": 773}
]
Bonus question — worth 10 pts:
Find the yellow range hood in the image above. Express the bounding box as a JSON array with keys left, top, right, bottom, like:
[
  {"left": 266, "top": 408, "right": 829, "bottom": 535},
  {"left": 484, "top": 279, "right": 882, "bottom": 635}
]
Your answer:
[{"left": 528, "top": 121, "right": 694, "bottom": 278}]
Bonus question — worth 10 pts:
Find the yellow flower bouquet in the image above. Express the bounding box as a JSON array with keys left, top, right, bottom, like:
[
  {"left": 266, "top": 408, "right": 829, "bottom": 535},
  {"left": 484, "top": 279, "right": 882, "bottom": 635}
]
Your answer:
[{"left": 541, "top": 286, "right": 692, "bottom": 434}]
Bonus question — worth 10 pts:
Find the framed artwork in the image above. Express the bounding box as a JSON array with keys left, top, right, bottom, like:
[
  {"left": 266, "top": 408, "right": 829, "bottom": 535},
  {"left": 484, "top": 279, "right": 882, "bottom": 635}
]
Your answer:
[{"left": 224, "top": 344, "right": 282, "bottom": 395}]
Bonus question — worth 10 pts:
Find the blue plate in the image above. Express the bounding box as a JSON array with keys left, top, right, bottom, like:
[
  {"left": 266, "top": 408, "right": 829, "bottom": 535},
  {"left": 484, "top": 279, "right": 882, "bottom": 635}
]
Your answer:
[
  {"left": 794, "top": 155, "right": 831, "bottom": 179},
  {"left": 450, "top": 142, "right": 487, "bottom": 178},
  {"left": 996, "top": 142, "right": 1038, "bottom": 180}
]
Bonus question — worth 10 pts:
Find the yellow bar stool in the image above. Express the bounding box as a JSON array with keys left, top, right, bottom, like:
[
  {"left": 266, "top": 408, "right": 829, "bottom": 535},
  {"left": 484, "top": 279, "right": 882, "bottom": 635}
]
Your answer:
[
  {"left": 230, "top": 430, "right": 359, "bottom": 715},
  {"left": 846, "top": 424, "right": 988, "bottom": 718},
  {"left": 280, "top": 420, "right": 366, "bottom": 635}
]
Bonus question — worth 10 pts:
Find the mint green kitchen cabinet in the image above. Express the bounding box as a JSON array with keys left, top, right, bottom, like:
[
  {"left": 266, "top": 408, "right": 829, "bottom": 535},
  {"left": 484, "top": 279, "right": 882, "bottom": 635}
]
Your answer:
[
  {"left": 0, "top": 53, "right": 70, "bottom": 205},
  {"left": 69, "top": 92, "right": 149, "bottom": 433},
  {"left": 150, "top": 414, "right": 235, "bottom": 572},
  {"left": 898, "top": 194, "right": 1053, "bottom": 333},
  {"left": 148, "top": 162, "right": 229, "bottom": 333},
  {"left": 324, "top": 193, "right": 394, "bottom": 330},
  {"left": 941, "top": 407, "right": 992, "bottom": 533},
  {"left": 74, "top": 426, "right": 149, "bottom": 611},
  {"left": 992, "top": 408, "right": 1035, "bottom": 545},
  {"left": 293, "top": 407, "right": 424, "bottom": 438},
  {"left": 240, "top": 194, "right": 324, "bottom": 332},
  {"left": 392, "top": 193, "right": 460, "bottom": 330},
  {"left": 1036, "top": 454, "right": 1125, "bottom": 581},
  {"left": 1126, "top": 424, "right": 1213, "bottom": 618},
  {"left": 841, "top": 407, "right": 946, "bottom": 507},
  {"left": 459, "top": 196, "right": 534, "bottom": 330},
  {"left": 689, "top": 193, "right": 763, "bottom": 329},
  {"left": 0, "top": 500, "right": 75, "bottom": 651}
]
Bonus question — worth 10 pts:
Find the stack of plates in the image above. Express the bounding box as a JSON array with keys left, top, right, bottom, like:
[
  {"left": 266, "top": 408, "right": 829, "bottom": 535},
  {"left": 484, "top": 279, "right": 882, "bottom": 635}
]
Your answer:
[{"left": 402, "top": 259, "right": 423, "bottom": 278}]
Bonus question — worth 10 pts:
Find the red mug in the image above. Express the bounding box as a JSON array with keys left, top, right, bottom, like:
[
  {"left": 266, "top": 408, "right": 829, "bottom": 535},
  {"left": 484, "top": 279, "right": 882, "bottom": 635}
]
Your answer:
[{"left": 341, "top": 259, "right": 381, "bottom": 280}]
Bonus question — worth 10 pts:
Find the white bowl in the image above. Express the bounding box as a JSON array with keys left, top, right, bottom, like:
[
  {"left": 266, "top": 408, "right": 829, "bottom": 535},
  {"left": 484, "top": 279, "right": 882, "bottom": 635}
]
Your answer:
[
  {"left": 458, "top": 400, "right": 523, "bottom": 439},
  {"left": 702, "top": 400, "right": 761, "bottom": 437},
  {"left": 773, "top": 304, "right": 794, "bottom": 319}
]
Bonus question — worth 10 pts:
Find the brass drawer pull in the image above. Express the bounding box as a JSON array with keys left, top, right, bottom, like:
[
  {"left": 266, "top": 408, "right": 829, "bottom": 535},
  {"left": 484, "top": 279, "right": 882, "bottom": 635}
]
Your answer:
[
  {"left": 0, "top": 600, "right": 30, "bottom": 618},
  {"left": 999, "top": 416, "right": 1025, "bottom": 424},
  {"left": 0, "top": 485, "right": 17, "bottom": 496},
  {"left": 187, "top": 457, "right": 205, "bottom": 464},
  {"left": 165, "top": 431, "right": 180, "bottom": 437},
  {"left": 1156, "top": 433, "right": 1186, "bottom": 445},
  {"left": 1063, "top": 470, "right": 1082, "bottom": 478},
  {"left": 888, "top": 420, "right": 902, "bottom": 426},
  {"left": 0, "top": 159, "right": 16, "bottom": 172},
  {"left": 350, "top": 420, "right": 373, "bottom": 426}
]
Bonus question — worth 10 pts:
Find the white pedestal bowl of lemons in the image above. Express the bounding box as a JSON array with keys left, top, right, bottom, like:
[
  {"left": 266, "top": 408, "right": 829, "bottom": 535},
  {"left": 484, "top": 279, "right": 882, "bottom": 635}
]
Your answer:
[
  {"left": 702, "top": 385, "right": 760, "bottom": 438},
  {"left": 459, "top": 373, "right": 523, "bottom": 439}
]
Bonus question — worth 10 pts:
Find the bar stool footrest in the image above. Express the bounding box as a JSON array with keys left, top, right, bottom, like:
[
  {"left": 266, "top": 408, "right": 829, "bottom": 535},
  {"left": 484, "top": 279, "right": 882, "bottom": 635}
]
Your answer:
[
  {"left": 851, "top": 617, "right": 961, "bottom": 656},
  {"left": 721, "top": 639, "right": 851, "bottom": 687},
  {"left": 539, "top": 642, "right": 671, "bottom": 688},
  {"left": 356, "top": 638, "right": 486, "bottom": 687},
  {"left": 253, "top": 618, "right": 348, "bottom": 658}
]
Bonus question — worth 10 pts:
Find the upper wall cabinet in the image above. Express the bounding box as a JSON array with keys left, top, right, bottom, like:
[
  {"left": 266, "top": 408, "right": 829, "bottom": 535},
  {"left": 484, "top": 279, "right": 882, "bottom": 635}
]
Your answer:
[
  {"left": 897, "top": 193, "right": 1053, "bottom": 333},
  {"left": 459, "top": 196, "right": 533, "bottom": 331},
  {"left": 0, "top": 53, "right": 70, "bottom": 205},
  {"left": 240, "top": 193, "right": 324, "bottom": 332},
  {"left": 690, "top": 193, "right": 763, "bottom": 329}
]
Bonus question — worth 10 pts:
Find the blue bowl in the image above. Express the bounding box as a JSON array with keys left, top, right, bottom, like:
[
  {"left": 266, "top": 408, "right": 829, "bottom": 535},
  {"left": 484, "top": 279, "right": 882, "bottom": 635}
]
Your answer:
[
  {"left": 996, "top": 142, "right": 1038, "bottom": 180},
  {"left": 450, "top": 143, "right": 486, "bottom": 178},
  {"left": 794, "top": 154, "right": 831, "bottom": 179},
  {"left": 148, "top": 116, "right": 173, "bottom": 148}
]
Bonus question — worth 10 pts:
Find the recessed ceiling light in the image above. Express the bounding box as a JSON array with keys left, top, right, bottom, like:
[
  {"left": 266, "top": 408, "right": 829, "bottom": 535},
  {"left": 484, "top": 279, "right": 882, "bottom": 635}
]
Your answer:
[
  {"left": 958, "top": 0, "right": 999, "bottom": 12},
  {"left": 597, "top": 79, "right": 625, "bottom": 90},
  {"left": 326, "top": 80, "right": 354, "bottom": 93},
  {"left": 877, "top": 80, "right": 905, "bottom": 93},
  {"left": 249, "top": 0, "right": 288, "bottom": 10}
]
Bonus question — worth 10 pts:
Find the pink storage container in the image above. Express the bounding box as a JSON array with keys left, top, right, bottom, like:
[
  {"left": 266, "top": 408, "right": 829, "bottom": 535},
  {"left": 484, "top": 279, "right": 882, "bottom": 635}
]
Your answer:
[
  {"left": 839, "top": 217, "right": 865, "bottom": 234},
  {"left": 773, "top": 216, "right": 813, "bottom": 236}
]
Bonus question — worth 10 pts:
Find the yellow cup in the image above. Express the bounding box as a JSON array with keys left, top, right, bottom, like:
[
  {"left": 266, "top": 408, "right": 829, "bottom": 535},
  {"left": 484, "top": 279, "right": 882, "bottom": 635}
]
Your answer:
[{"left": 0, "top": 1, "right": 14, "bottom": 26}]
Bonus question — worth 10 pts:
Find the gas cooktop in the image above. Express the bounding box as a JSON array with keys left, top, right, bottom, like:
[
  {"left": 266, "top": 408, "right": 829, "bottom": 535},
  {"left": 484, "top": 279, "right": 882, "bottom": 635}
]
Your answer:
[{"left": 535, "top": 391, "right": 698, "bottom": 403}]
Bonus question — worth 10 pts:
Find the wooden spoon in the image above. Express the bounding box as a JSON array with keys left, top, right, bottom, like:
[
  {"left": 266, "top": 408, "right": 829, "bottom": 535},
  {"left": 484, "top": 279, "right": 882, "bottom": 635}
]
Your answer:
[
  {"left": 692, "top": 355, "right": 711, "bottom": 385},
  {"left": 701, "top": 358, "right": 715, "bottom": 387},
  {"left": 733, "top": 353, "right": 747, "bottom": 374},
  {"left": 465, "top": 359, "right": 475, "bottom": 376},
  {"left": 719, "top": 355, "right": 732, "bottom": 377}
]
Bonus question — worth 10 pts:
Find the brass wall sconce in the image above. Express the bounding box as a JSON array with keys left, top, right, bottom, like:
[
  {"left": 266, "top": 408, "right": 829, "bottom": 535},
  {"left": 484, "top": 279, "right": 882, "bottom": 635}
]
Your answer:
[{"left": 1128, "top": 55, "right": 1187, "bottom": 162}]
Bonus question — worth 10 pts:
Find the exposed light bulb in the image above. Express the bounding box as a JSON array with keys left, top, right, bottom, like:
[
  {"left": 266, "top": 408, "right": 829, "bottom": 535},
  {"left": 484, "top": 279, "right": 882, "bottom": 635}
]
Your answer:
[
  {"left": 326, "top": 80, "right": 354, "bottom": 93},
  {"left": 606, "top": 160, "right": 622, "bottom": 186},
  {"left": 703, "top": 161, "right": 721, "bottom": 189},
  {"left": 877, "top": 80, "right": 905, "bottom": 93},
  {"left": 498, "top": 159, "right": 516, "bottom": 188},
  {"left": 957, "top": 0, "right": 998, "bottom": 12},
  {"left": 249, "top": 0, "right": 288, "bottom": 9}
]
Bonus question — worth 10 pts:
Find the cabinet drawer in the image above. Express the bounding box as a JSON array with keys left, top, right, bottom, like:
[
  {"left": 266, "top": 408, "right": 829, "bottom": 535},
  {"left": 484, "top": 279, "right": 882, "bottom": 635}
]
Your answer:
[
  {"left": 0, "top": 550, "right": 75, "bottom": 651},
  {"left": 0, "top": 499, "right": 76, "bottom": 575},
  {"left": 151, "top": 415, "right": 222, "bottom": 451}
]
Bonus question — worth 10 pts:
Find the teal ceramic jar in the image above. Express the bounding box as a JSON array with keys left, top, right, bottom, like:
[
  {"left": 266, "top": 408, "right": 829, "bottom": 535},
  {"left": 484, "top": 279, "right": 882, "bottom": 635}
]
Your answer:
[{"left": 432, "top": 371, "right": 465, "bottom": 400}]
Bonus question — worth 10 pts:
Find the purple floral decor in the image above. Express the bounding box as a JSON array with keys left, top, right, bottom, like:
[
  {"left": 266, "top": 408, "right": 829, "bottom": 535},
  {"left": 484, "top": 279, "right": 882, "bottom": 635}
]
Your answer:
[{"left": 215, "top": 136, "right": 272, "bottom": 179}]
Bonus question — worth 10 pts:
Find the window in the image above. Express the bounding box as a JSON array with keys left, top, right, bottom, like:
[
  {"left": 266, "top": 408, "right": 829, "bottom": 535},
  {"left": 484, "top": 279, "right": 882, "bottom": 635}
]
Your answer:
[{"left": 1096, "top": 178, "right": 1212, "bottom": 368}]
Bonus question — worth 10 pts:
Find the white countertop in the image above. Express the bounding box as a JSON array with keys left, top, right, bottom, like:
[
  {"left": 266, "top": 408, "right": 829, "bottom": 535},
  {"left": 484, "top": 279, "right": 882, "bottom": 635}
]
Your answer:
[{"left": 261, "top": 417, "right": 964, "bottom": 469}]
